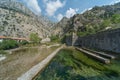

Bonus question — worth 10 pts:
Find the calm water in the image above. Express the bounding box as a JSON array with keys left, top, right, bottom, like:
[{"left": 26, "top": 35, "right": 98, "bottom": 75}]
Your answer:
[{"left": 35, "top": 48, "right": 120, "bottom": 80}]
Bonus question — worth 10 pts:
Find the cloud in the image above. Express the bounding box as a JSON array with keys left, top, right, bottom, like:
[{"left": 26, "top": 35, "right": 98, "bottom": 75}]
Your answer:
[
  {"left": 22, "top": 0, "right": 41, "bottom": 15},
  {"left": 110, "top": 0, "right": 120, "bottom": 4},
  {"left": 81, "top": 7, "right": 92, "bottom": 14},
  {"left": 65, "top": 8, "right": 79, "bottom": 18},
  {"left": 88, "top": 7, "right": 92, "bottom": 10},
  {"left": 81, "top": 9, "right": 87, "bottom": 14},
  {"left": 44, "top": 0, "right": 65, "bottom": 16},
  {"left": 56, "top": 14, "right": 63, "bottom": 21}
]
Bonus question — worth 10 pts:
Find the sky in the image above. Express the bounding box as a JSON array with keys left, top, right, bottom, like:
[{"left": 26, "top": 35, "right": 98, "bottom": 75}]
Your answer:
[{"left": 18, "top": 0, "right": 120, "bottom": 22}]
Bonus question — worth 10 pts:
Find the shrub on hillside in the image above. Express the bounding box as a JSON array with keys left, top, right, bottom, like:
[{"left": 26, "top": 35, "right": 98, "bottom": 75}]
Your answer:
[{"left": 111, "top": 14, "right": 120, "bottom": 23}]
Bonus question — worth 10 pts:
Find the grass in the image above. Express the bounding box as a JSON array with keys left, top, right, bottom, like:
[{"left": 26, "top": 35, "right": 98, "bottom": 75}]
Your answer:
[{"left": 35, "top": 48, "right": 120, "bottom": 80}]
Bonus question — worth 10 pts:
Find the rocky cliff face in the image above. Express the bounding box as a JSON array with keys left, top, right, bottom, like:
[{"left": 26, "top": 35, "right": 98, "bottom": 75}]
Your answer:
[
  {"left": 52, "top": 17, "right": 69, "bottom": 36},
  {"left": 53, "top": 2, "right": 120, "bottom": 37},
  {"left": 0, "top": 0, "right": 53, "bottom": 38}
]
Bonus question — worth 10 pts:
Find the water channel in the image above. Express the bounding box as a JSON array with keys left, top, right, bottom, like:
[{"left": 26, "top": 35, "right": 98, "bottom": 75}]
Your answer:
[{"left": 35, "top": 48, "right": 120, "bottom": 80}]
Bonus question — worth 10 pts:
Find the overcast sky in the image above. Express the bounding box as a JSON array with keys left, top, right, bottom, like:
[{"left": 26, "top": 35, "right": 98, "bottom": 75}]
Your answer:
[{"left": 18, "top": 0, "right": 120, "bottom": 22}]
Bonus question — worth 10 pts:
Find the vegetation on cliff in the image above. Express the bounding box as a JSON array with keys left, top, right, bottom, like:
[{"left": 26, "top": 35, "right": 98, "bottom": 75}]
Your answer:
[
  {"left": 0, "top": 0, "right": 54, "bottom": 38},
  {"left": 53, "top": 2, "right": 120, "bottom": 37}
]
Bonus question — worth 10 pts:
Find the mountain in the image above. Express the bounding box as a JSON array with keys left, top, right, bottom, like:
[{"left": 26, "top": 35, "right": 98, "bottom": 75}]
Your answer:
[
  {"left": 0, "top": 0, "right": 53, "bottom": 38},
  {"left": 52, "top": 17, "right": 69, "bottom": 36},
  {"left": 53, "top": 2, "right": 120, "bottom": 37}
]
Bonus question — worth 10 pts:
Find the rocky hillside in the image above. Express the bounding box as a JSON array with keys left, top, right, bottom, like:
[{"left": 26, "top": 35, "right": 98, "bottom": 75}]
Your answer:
[
  {"left": 53, "top": 2, "right": 120, "bottom": 37},
  {"left": 0, "top": 0, "right": 53, "bottom": 38},
  {"left": 52, "top": 17, "right": 69, "bottom": 36}
]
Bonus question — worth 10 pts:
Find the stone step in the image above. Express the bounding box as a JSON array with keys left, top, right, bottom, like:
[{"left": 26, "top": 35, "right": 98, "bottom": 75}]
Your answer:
[
  {"left": 82, "top": 47, "right": 115, "bottom": 59},
  {"left": 76, "top": 47, "right": 110, "bottom": 64}
]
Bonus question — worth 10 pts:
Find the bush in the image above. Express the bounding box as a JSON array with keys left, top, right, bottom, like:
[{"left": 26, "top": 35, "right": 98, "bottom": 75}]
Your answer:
[
  {"left": 77, "top": 31, "right": 88, "bottom": 37},
  {"left": 111, "top": 14, "right": 120, "bottom": 23},
  {"left": 100, "top": 20, "right": 111, "bottom": 30},
  {"left": 50, "top": 35, "right": 59, "bottom": 42},
  {"left": 0, "top": 40, "right": 18, "bottom": 50},
  {"left": 19, "top": 40, "right": 29, "bottom": 45},
  {"left": 29, "top": 33, "right": 41, "bottom": 43},
  {"left": 61, "top": 35, "right": 66, "bottom": 44}
]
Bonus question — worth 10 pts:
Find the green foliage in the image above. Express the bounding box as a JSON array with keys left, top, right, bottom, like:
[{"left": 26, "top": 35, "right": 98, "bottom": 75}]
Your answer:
[
  {"left": 77, "top": 19, "right": 112, "bottom": 37},
  {"left": 76, "top": 19, "right": 113, "bottom": 37},
  {"left": 87, "top": 28, "right": 95, "bottom": 34},
  {"left": 29, "top": 33, "right": 41, "bottom": 43},
  {"left": 77, "top": 25, "right": 96, "bottom": 37},
  {"left": 19, "top": 40, "right": 29, "bottom": 45},
  {"left": 35, "top": 48, "right": 120, "bottom": 80},
  {"left": 93, "top": 25, "right": 101, "bottom": 32},
  {"left": 61, "top": 35, "right": 67, "bottom": 44},
  {"left": 0, "top": 40, "right": 18, "bottom": 50},
  {"left": 50, "top": 35, "right": 59, "bottom": 42},
  {"left": 73, "top": 50, "right": 106, "bottom": 70},
  {"left": 77, "top": 31, "right": 88, "bottom": 37},
  {"left": 111, "top": 14, "right": 120, "bottom": 23},
  {"left": 100, "top": 20, "right": 111, "bottom": 30}
]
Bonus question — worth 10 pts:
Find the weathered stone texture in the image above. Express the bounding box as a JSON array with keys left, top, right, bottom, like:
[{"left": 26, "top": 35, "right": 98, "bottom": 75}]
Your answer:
[
  {"left": 66, "top": 28, "right": 120, "bottom": 53},
  {"left": 78, "top": 29, "right": 120, "bottom": 53}
]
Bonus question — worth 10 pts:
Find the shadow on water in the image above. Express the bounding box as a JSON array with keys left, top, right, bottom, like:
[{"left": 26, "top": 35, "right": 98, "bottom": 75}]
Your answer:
[{"left": 34, "top": 48, "right": 120, "bottom": 80}]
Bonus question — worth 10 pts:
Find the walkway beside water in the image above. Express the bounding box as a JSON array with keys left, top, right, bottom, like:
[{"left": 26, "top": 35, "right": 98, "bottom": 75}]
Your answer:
[{"left": 17, "top": 45, "right": 64, "bottom": 80}]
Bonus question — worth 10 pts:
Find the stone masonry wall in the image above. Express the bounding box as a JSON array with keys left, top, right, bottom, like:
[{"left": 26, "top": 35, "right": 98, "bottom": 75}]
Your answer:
[
  {"left": 77, "top": 28, "right": 120, "bottom": 53},
  {"left": 66, "top": 28, "right": 120, "bottom": 53}
]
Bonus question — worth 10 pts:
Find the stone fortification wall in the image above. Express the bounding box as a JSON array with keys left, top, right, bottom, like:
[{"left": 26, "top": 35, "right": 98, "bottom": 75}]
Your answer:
[
  {"left": 78, "top": 28, "right": 120, "bottom": 53},
  {"left": 66, "top": 28, "right": 120, "bottom": 53}
]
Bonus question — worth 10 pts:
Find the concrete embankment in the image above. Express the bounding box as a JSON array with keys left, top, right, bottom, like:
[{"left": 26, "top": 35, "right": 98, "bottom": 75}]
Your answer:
[{"left": 17, "top": 45, "right": 64, "bottom": 80}]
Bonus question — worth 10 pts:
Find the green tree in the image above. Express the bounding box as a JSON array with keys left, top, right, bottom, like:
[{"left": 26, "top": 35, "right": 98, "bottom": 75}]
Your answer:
[{"left": 29, "top": 33, "right": 41, "bottom": 43}]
